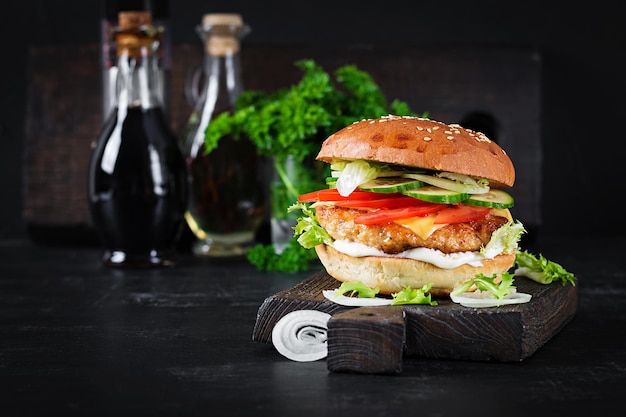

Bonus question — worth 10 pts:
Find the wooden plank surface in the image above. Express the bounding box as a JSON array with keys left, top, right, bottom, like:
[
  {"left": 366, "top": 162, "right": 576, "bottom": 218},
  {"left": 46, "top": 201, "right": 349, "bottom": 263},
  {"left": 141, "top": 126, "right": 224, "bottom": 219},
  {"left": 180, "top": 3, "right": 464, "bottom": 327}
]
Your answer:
[
  {"left": 253, "top": 270, "right": 578, "bottom": 373},
  {"left": 327, "top": 306, "right": 406, "bottom": 374}
]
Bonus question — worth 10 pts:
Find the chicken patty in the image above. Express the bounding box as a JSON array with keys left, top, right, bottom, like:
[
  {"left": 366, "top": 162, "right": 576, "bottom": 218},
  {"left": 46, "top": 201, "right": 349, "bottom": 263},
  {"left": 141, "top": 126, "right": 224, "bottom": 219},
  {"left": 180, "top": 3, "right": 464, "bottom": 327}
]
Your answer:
[{"left": 315, "top": 205, "right": 509, "bottom": 254}]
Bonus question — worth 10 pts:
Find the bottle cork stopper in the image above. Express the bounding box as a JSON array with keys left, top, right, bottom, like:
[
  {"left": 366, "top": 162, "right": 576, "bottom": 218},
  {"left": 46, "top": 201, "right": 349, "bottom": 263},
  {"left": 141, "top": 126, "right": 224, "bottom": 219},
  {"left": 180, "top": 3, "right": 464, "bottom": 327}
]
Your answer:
[
  {"left": 199, "top": 13, "right": 247, "bottom": 57},
  {"left": 118, "top": 11, "right": 152, "bottom": 29},
  {"left": 115, "top": 11, "right": 160, "bottom": 58},
  {"left": 201, "top": 13, "right": 243, "bottom": 29}
]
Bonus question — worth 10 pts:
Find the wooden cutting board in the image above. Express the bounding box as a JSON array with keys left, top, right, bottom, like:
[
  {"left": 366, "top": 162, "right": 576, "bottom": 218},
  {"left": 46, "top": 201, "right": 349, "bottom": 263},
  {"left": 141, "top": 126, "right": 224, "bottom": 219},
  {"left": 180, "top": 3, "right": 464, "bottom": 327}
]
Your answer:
[{"left": 252, "top": 271, "right": 578, "bottom": 374}]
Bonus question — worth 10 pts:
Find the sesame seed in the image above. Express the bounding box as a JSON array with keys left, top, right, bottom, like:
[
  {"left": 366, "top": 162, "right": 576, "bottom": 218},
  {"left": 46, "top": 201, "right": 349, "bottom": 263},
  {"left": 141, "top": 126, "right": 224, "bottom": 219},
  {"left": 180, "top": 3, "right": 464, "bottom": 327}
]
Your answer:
[
  {"left": 426, "top": 128, "right": 432, "bottom": 133},
  {"left": 423, "top": 137, "right": 432, "bottom": 141},
  {"left": 475, "top": 133, "right": 491, "bottom": 143},
  {"left": 447, "top": 136, "right": 454, "bottom": 140},
  {"left": 432, "top": 126, "right": 439, "bottom": 130},
  {"left": 417, "top": 127, "right": 423, "bottom": 131}
]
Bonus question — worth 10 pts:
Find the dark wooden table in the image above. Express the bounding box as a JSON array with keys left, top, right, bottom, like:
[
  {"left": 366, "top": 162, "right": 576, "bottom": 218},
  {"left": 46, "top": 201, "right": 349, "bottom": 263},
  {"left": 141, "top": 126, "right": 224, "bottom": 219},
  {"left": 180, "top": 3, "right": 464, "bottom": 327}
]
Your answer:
[{"left": 1, "top": 235, "right": 625, "bottom": 416}]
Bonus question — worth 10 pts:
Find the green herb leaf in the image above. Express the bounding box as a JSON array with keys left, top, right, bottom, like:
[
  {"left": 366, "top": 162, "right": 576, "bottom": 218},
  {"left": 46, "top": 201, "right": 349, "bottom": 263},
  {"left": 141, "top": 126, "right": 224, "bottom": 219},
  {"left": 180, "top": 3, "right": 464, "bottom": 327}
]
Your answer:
[
  {"left": 514, "top": 250, "right": 576, "bottom": 286},
  {"left": 203, "top": 59, "right": 418, "bottom": 164},
  {"left": 391, "top": 284, "right": 438, "bottom": 306},
  {"left": 246, "top": 237, "right": 318, "bottom": 273}
]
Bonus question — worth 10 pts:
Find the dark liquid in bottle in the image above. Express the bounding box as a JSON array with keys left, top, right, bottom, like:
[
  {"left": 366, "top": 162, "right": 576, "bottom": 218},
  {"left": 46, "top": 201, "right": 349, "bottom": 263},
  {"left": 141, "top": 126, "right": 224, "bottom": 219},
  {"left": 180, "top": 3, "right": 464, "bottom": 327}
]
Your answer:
[{"left": 88, "top": 106, "right": 187, "bottom": 267}]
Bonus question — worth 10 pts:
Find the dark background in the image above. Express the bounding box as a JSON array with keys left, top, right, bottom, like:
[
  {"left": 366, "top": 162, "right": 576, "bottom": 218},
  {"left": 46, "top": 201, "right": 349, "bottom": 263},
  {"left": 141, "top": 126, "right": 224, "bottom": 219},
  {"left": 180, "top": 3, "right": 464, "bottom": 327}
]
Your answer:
[{"left": 2, "top": 0, "right": 624, "bottom": 243}]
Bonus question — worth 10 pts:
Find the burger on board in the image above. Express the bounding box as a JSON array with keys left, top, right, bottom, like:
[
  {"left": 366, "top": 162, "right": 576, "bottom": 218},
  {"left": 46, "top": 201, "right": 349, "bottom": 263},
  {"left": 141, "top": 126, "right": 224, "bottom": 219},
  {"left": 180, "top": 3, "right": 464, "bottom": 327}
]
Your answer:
[{"left": 292, "top": 115, "right": 525, "bottom": 297}]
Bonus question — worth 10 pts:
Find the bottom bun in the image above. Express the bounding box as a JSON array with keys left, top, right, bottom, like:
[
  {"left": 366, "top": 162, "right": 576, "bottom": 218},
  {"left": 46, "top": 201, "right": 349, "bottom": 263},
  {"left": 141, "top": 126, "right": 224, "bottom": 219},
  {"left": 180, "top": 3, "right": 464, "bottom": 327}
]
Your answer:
[{"left": 315, "top": 245, "right": 516, "bottom": 296}]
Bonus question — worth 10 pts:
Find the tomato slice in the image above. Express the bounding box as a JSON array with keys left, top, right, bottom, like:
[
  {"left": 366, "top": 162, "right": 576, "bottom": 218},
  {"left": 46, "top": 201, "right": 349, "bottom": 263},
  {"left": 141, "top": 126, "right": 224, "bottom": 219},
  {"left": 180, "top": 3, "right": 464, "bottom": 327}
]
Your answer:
[
  {"left": 335, "top": 195, "right": 430, "bottom": 210},
  {"left": 354, "top": 205, "right": 444, "bottom": 225},
  {"left": 433, "top": 204, "right": 490, "bottom": 224},
  {"left": 298, "top": 188, "right": 394, "bottom": 203},
  {"left": 297, "top": 189, "right": 327, "bottom": 202},
  {"left": 300, "top": 188, "right": 491, "bottom": 226}
]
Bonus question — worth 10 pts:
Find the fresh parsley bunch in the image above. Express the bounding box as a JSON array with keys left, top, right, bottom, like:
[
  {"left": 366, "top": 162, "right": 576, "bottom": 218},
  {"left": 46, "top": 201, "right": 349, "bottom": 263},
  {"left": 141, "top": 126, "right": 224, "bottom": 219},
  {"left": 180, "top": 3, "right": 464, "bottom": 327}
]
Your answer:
[
  {"left": 204, "top": 59, "right": 417, "bottom": 160},
  {"left": 203, "top": 59, "right": 418, "bottom": 273},
  {"left": 246, "top": 237, "right": 319, "bottom": 273}
]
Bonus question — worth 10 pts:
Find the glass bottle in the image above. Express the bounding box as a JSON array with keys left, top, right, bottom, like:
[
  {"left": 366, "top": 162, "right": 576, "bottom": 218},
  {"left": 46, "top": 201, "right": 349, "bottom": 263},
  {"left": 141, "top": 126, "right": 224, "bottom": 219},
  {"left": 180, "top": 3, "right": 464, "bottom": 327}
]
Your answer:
[
  {"left": 88, "top": 11, "right": 188, "bottom": 268},
  {"left": 100, "top": 0, "right": 171, "bottom": 119},
  {"left": 183, "top": 13, "right": 268, "bottom": 257}
]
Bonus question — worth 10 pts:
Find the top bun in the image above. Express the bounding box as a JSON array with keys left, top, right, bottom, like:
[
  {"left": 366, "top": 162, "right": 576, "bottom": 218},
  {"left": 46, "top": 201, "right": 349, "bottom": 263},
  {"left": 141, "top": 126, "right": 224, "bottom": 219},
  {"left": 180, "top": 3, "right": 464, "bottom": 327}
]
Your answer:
[{"left": 316, "top": 115, "right": 515, "bottom": 188}]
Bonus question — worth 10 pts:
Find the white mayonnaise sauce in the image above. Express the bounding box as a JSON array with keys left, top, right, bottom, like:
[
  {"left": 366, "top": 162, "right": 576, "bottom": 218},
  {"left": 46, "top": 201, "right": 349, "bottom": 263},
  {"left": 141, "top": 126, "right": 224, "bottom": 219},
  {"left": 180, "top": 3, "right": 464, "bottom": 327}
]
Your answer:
[{"left": 331, "top": 240, "right": 494, "bottom": 269}]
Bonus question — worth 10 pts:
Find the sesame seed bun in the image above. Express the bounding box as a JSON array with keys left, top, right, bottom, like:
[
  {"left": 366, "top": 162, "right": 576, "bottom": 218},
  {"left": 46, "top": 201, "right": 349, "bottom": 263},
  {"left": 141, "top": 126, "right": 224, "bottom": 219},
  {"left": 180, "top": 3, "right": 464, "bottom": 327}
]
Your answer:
[{"left": 316, "top": 115, "right": 515, "bottom": 188}]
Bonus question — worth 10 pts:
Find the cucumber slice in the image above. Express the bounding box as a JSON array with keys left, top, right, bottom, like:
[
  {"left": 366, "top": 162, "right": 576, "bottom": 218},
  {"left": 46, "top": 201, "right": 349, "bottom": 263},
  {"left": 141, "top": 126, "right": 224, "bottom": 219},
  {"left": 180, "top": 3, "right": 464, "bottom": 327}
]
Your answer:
[
  {"left": 377, "top": 170, "right": 411, "bottom": 178},
  {"left": 465, "top": 189, "right": 514, "bottom": 209},
  {"left": 331, "top": 169, "right": 408, "bottom": 178},
  {"left": 359, "top": 178, "right": 424, "bottom": 193},
  {"left": 325, "top": 176, "right": 337, "bottom": 187},
  {"left": 403, "top": 186, "right": 469, "bottom": 204},
  {"left": 403, "top": 173, "right": 489, "bottom": 194}
]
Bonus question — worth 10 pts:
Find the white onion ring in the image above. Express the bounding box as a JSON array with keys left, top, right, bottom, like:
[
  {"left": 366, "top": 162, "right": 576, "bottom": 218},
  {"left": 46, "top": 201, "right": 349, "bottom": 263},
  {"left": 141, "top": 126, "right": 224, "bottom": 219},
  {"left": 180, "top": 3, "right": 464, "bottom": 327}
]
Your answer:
[
  {"left": 271, "top": 310, "right": 332, "bottom": 362},
  {"left": 322, "top": 289, "right": 393, "bottom": 306},
  {"left": 450, "top": 291, "right": 532, "bottom": 308}
]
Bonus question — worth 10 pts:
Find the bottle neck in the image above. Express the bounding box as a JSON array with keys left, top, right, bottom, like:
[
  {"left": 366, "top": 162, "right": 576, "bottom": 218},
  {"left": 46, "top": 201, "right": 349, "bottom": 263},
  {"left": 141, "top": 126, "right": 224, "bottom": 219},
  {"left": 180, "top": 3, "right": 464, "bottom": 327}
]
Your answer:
[
  {"left": 200, "top": 43, "right": 244, "bottom": 113},
  {"left": 114, "top": 47, "right": 163, "bottom": 111},
  {"left": 186, "top": 46, "right": 243, "bottom": 159},
  {"left": 110, "top": 20, "right": 165, "bottom": 113}
]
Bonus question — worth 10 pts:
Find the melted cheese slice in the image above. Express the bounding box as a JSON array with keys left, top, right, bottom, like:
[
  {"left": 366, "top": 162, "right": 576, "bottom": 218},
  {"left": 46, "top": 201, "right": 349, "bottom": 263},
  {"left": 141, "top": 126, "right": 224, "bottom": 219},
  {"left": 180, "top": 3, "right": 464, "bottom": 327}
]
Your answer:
[
  {"left": 491, "top": 208, "right": 513, "bottom": 222},
  {"left": 394, "top": 214, "right": 443, "bottom": 240},
  {"left": 395, "top": 208, "right": 512, "bottom": 239}
]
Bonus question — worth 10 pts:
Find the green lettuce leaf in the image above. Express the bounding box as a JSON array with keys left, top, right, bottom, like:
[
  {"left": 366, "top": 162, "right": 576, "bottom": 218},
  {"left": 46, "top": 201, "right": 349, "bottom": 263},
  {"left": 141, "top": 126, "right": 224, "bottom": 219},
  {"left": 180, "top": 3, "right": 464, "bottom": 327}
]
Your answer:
[
  {"left": 481, "top": 220, "right": 526, "bottom": 258},
  {"left": 452, "top": 272, "right": 516, "bottom": 300},
  {"left": 334, "top": 160, "right": 381, "bottom": 196},
  {"left": 391, "top": 284, "right": 438, "bottom": 306},
  {"left": 334, "top": 281, "right": 380, "bottom": 298},
  {"left": 514, "top": 250, "right": 576, "bottom": 286},
  {"left": 288, "top": 202, "right": 333, "bottom": 249}
]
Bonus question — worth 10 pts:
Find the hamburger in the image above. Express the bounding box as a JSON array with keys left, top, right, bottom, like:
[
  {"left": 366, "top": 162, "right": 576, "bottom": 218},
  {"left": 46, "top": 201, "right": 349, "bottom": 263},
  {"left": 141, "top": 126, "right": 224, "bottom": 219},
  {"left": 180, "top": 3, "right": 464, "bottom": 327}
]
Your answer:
[{"left": 292, "top": 115, "right": 525, "bottom": 296}]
